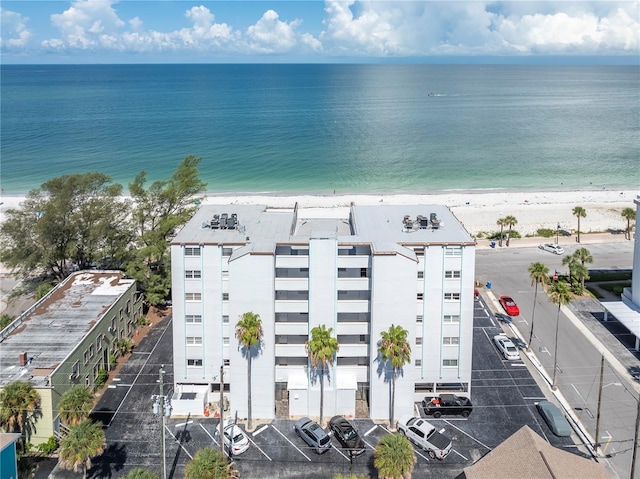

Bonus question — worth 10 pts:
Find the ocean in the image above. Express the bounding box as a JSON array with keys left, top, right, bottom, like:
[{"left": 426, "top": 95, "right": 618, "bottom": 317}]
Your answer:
[{"left": 1, "top": 64, "right": 638, "bottom": 195}]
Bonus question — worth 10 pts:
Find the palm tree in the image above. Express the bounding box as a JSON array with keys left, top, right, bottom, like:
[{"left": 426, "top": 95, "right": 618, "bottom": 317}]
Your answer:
[
  {"left": 572, "top": 248, "right": 593, "bottom": 292},
  {"left": 527, "top": 262, "right": 549, "bottom": 350},
  {"left": 0, "top": 380, "right": 42, "bottom": 451},
  {"left": 374, "top": 433, "right": 416, "bottom": 479},
  {"left": 305, "top": 325, "right": 339, "bottom": 427},
  {"left": 185, "top": 447, "right": 239, "bottom": 479},
  {"left": 504, "top": 215, "right": 518, "bottom": 246},
  {"left": 235, "top": 311, "right": 263, "bottom": 430},
  {"left": 621, "top": 207, "right": 636, "bottom": 240},
  {"left": 378, "top": 325, "right": 411, "bottom": 429},
  {"left": 561, "top": 254, "right": 579, "bottom": 283},
  {"left": 58, "top": 385, "right": 94, "bottom": 426},
  {"left": 496, "top": 217, "right": 507, "bottom": 247},
  {"left": 58, "top": 419, "right": 105, "bottom": 479},
  {"left": 123, "top": 468, "right": 158, "bottom": 479},
  {"left": 572, "top": 206, "right": 587, "bottom": 243},
  {"left": 548, "top": 281, "right": 573, "bottom": 389}
]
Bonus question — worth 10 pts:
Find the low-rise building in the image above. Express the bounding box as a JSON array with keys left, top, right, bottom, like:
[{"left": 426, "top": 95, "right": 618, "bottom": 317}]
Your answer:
[
  {"left": 170, "top": 203, "right": 475, "bottom": 421},
  {"left": 0, "top": 271, "right": 142, "bottom": 445}
]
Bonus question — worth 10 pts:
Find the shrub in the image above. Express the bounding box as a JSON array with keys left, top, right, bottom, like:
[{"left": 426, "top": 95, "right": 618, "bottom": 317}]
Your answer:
[
  {"left": 36, "top": 436, "right": 58, "bottom": 455},
  {"left": 34, "top": 283, "right": 54, "bottom": 300},
  {"left": 137, "top": 315, "right": 151, "bottom": 327},
  {"left": 536, "top": 228, "right": 555, "bottom": 238},
  {"left": 109, "top": 354, "right": 117, "bottom": 369},
  {"left": 95, "top": 368, "right": 108, "bottom": 387},
  {"left": 0, "top": 314, "right": 15, "bottom": 330}
]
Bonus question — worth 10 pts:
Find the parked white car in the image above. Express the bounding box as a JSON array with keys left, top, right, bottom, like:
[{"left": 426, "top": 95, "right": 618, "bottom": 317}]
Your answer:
[
  {"left": 223, "top": 420, "right": 250, "bottom": 455},
  {"left": 397, "top": 416, "right": 452, "bottom": 460},
  {"left": 493, "top": 333, "right": 520, "bottom": 360},
  {"left": 539, "top": 243, "right": 564, "bottom": 255}
]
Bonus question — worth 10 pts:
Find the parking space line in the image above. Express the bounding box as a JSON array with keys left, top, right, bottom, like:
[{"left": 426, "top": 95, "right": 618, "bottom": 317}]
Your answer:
[
  {"left": 199, "top": 423, "right": 221, "bottom": 447},
  {"left": 247, "top": 435, "right": 272, "bottom": 461},
  {"left": 271, "top": 425, "right": 312, "bottom": 462},
  {"left": 331, "top": 444, "right": 350, "bottom": 461},
  {"left": 443, "top": 420, "right": 492, "bottom": 451},
  {"left": 165, "top": 426, "right": 193, "bottom": 460},
  {"left": 452, "top": 449, "right": 468, "bottom": 460},
  {"left": 175, "top": 421, "right": 193, "bottom": 428},
  {"left": 364, "top": 425, "right": 378, "bottom": 436},
  {"left": 253, "top": 425, "right": 268, "bottom": 437},
  {"left": 362, "top": 438, "right": 376, "bottom": 450}
]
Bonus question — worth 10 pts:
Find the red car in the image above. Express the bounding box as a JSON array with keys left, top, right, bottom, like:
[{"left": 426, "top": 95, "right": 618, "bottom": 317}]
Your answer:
[{"left": 499, "top": 296, "right": 520, "bottom": 316}]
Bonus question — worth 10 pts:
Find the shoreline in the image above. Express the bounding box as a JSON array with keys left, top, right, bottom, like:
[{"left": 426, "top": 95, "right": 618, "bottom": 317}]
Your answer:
[{"left": 2, "top": 188, "right": 637, "bottom": 236}]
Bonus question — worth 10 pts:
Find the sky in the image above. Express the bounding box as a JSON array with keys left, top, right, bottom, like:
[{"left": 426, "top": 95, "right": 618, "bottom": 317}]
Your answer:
[{"left": 1, "top": 1, "right": 639, "bottom": 64}]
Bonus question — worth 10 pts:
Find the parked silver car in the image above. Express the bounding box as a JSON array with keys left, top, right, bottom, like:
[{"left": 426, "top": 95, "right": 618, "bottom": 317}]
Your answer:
[
  {"left": 539, "top": 243, "right": 564, "bottom": 255},
  {"left": 294, "top": 417, "right": 332, "bottom": 454}
]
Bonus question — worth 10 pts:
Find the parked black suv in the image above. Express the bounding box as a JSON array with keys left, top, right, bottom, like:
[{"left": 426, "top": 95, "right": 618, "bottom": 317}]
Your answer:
[{"left": 422, "top": 394, "right": 473, "bottom": 418}]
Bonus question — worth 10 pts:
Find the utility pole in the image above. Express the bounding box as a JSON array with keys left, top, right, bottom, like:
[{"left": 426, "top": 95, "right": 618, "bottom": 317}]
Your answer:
[
  {"left": 153, "top": 365, "right": 168, "bottom": 479},
  {"left": 631, "top": 396, "right": 640, "bottom": 479},
  {"left": 219, "top": 365, "right": 224, "bottom": 455},
  {"left": 594, "top": 354, "right": 604, "bottom": 454}
]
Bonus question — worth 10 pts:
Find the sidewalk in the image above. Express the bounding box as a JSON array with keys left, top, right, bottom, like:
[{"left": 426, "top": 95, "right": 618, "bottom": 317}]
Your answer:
[{"left": 475, "top": 231, "right": 631, "bottom": 250}]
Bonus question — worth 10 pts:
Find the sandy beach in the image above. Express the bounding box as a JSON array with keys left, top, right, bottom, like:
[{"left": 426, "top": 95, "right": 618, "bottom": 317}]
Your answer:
[{"left": 1, "top": 189, "right": 637, "bottom": 238}]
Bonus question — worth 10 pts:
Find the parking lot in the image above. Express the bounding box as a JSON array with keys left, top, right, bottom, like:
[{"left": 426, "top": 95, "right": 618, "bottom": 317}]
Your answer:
[{"left": 78, "top": 294, "right": 586, "bottom": 479}]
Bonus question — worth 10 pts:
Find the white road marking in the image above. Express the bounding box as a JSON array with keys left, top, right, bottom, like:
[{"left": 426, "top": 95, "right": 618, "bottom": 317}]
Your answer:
[
  {"left": 271, "top": 425, "right": 312, "bottom": 462},
  {"left": 166, "top": 426, "right": 193, "bottom": 459},
  {"left": 571, "top": 384, "right": 586, "bottom": 404},
  {"left": 107, "top": 385, "right": 117, "bottom": 389},
  {"left": 523, "top": 397, "right": 546, "bottom": 400},
  {"left": 253, "top": 425, "right": 268, "bottom": 437},
  {"left": 247, "top": 434, "right": 272, "bottom": 461},
  {"left": 444, "top": 420, "right": 492, "bottom": 451},
  {"left": 365, "top": 425, "right": 378, "bottom": 436},
  {"left": 362, "top": 438, "right": 376, "bottom": 450},
  {"left": 112, "top": 377, "right": 121, "bottom": 381},
  {"left": 200, "top": 423, "right": 220, "bottom": 447},
  {"left": 452, "top": 449, "right": 468, "bottom": 460},
  {"left": 175, "top": 421, "right": 193, "bottom": 428},
  {"left": 331, "top": 444, "right": 350, "bottom": 461},
  {"left": 539, "top": 347, "right": 551, "bottom": 356},
  {"left": 510, "top": 363, "right": 527, "bottom": 367}
]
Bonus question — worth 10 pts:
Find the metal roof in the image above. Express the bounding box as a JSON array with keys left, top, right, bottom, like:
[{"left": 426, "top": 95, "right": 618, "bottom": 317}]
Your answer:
[{"left": 0, "top": 271, "right": 135, "bottom": 388}]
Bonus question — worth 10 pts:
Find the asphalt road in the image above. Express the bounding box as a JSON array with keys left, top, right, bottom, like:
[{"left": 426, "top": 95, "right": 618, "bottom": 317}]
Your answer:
[{"left": 476, "top": 240, "right": 638, "bottom": 479}]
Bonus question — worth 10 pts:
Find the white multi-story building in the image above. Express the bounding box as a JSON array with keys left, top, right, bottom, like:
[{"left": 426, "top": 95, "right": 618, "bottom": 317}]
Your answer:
[{"left": 170, "top": 203, "right": 475, "bottom": 421}]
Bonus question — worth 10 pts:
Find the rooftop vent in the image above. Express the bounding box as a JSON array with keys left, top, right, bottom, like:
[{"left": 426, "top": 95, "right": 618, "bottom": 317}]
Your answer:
[{"left": 19, "top": 351, "right": 28, "bottom": 366}]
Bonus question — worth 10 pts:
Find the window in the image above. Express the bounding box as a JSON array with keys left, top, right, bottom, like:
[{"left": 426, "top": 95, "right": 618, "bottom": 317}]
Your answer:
[
  {"left": 445, "top": 270, "right": 461, "bottom": 279},
  {"left": 89, "top": 345, "right": 95, "bottom": 358},
  {"left": 185, "top": 270, "right": 202, "bottom": 279},
  {"left": 222, "top": 247, "right": 233, "bottom": 256},
  {"left": 416, "top": 338, "right": 422, "bottom": 345},
  {"left": 443, "top": 359, "right": 458, "bottom": 367},
  {"left": 186, "top": 315, "right": 202, "bottom": 324},
  {"left": 223, "top": 359, "right": 230, "bottom": 366},
  {"left": 360, "top": 268, "right": 368, "bottom": 278},
  {"left": 85, "top": 375, "right": 91, "bottom": 386},
  {"left": 186, "top": 336, "right": 202, "bottom": 345},
  {"left": 415, "top": 359, "right": 422, "bottom": 366},
  {"left": 416, "top": 315, "right": 423, "bottom": 323},
  {"left": 443, "top": 337, "right": 460, "bottom": 345},
  {"left": 222, "top": 315, "right": 229, "bottom": 323},
  {"left": 185, "top": 247, "right": 201, "bottom": 256},
  {"left": 126, "top": 300, "right": 131, "bottom": 314},
  {"left": 417, "top": 271, "right": 424, "bottom": 279},
  {"left": 417, "top": 293, "right": 424, "bottom": 300},
  {"left": 443, "top": 315, "right": 460, "bottom": 323},
  {"left": 186, "top": 293, "right": 202, "bottom": 301},
  {"left": 414, "top": 249, "right": 424, "bottom": 256},
  {"left": 71, "top": 361, "right": 80, "bottom": 377},
  {"left": 444, "top": 292, "right": 460, "bottom": 301},
  {"left": 223, "top": 338, "right": 229, "bottom": 345},
  {"left": 222, "top": 293, "right": 229, "bottom": 301},
  {"left": 83, "top": 350, "right": 89, "bottom": 365},
  {"left": 187, "top": 359, "right": 203, "bottom": 367},
  {"left": 111, "top": 317, "right": 116, "bottom": 331},
  {"left": 444, "top": 246, "right": 462, "bottom": 257},
  {"left": 96, "top": 335, "right": 102, "bottom": 350}
]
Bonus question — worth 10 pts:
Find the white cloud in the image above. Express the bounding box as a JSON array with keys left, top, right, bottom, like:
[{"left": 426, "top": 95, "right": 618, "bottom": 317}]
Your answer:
[
  {"left": 32, "top": 1, "right": 640, "bottom": 59},
  {"left": 1, "top": 8, "right": 32, "bottom": 50}
]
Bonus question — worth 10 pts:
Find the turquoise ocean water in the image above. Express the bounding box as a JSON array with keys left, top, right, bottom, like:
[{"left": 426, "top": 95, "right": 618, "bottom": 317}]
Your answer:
[{"left": 1, "top": 64, "right": 638, "bottom": 195}]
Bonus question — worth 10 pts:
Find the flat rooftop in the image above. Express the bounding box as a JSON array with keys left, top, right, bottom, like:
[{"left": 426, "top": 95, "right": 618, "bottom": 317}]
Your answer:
[
  {"left": 172, "top": 203, "right": 474, "bottom": 247},
  {"left": 0, "top": 271, "right": 134, "bottom": 388}
]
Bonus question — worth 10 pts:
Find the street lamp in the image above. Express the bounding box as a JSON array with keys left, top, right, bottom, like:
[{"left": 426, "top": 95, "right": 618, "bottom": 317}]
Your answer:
[{"left": 556, "top": 223, "right": 561, "bottom": 245}]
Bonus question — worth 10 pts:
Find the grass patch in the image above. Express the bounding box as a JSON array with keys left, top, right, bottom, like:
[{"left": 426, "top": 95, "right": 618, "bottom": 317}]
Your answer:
[
  {"left": 589, "top": 271, "right": 632, "bottom": 282},
  {"left": 599, "top": 282, "right": 631, "bottom": 295},
  {"left": 536, "top": 228, "right": 555, "bottom": 238}
]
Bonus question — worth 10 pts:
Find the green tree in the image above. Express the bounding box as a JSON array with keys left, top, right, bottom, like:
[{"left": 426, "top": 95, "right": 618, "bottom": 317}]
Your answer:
[
  {"left": 127, "top": 155, "right": 206, "bottom": 306},
  {"left": 378, "top": 325, "right": 411, "bottom": 429},
  {"left": 0, "top": 172, "right": 129, "bottom": 281},
  {"left": 0, "top": 380, "right": 42, "bottom": 451},
  {"left": 561, "top": 254, "right": 579, "bottom": 283},
  {"left": 571, "top": 247, "right": 593, "bottom": 292},
  {"left": 0, "top": 314, "right": 14, "bottom": 330},
  {"left": 374, "top": 433, "right": 416, "bottom": 479},
  {"left": 527, "top": 262, "right": 549, "bottom": 349},
  {"left": 122, "top": 468, "right": 158, "bottom": 479},
  {"left": 235, "top": 311, "right": 263, "bottom": 430},
  {"left": 305, "top": 325, "right": 339, "bottom": 426},
  {"left": 185, "top": 447, "right": 238, "bottom": 479},
  {"left": 58, "top": 419, "right": 105, "bottom": 479},
  {"left": 496, "top": 217, "right": 507, "bottom": 247},
  {"left": 549, "top": 281, "right": 573, "bottom": 389},
  {"left": 572, "top": 206, "right": 587, "bottom": 243},
  {"left": 504, "top": 215, "right": 518, "bottom": 247},
  {"left": 621, "top": 207, "right": 636, "bottom": 240},
  {"left": 58, "top": 385, "right": 94, "bottom": 426}
]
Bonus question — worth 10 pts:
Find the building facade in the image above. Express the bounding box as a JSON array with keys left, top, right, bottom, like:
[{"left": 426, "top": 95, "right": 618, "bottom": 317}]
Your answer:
[
  {"left": 170, "top": 203, "right": 475, "bottom": 421},
  {"left": 0, "top": 271, "right": 142, "bottom": 444}
]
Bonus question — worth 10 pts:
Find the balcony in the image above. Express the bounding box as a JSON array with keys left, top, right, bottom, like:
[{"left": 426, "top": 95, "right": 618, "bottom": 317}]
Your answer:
[
  {"left": 275, "top": 256, "right": 309, "bottom": 268},
  {"left": 275, "top": 323, "right": 308, "bottom": 336},
  {"left": 336, "top": 256, "right": 370, "bottom": 268},
  {"left": 336, "top": 322, "right": 369, "bottom": 336},
  {"left": 336, "top": 278, "right": 370, "bottom": 291},
  {"left": 275, "top": 278, "right": 309, "bottom": 290},
  {"left": 275, "top": 344, "right": 307, "bottom": 357},
  {"left": 275, "top": 301, "right": 309, "bottom": 313},
  {"left": 336, "top": 301, "right": 370, "bottom": 313}
]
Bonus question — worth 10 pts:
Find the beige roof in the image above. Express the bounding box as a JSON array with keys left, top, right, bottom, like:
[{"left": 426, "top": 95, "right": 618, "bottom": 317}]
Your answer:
[{"left": 463, "top": 426, "right": 611, "bottom": 479}]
